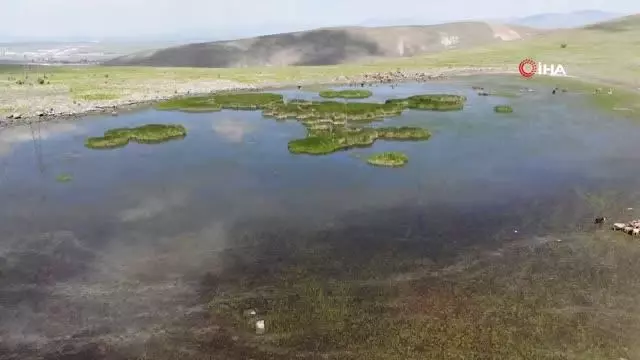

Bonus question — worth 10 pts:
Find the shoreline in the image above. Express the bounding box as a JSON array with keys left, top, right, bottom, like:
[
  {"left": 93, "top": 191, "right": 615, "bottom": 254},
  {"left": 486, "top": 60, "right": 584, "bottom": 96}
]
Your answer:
[
  {"left": 0, "top": 67, "right": 510, "bottom": 129},
  {"left": 0, "top": 66, "right": 632, "bottom": 129}
]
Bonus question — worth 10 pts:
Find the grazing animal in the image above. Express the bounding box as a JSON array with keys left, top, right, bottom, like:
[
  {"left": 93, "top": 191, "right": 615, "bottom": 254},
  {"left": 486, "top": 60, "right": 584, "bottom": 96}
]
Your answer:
[
  {"left": 594, "top": 216, "right": 606, "bottom": 224},
  {"left": 594, "top": 88, "right": 602, "bottom": 94},
  {"left": 613, "top": 222, "right": 626, "bottom": 230},
  {"left": 607, "top": 88, "right": 613, "bottom": 95},
  {"left": 297, "top": 85, "right": 302, "bottom": 90},
  {"left": 552, "top": 89, "right": 556, "bottom": 94}
]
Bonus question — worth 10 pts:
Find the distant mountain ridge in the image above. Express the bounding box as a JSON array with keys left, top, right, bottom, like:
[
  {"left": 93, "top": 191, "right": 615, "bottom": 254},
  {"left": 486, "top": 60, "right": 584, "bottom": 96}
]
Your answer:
[
  {"left": 105, "top": 21, "right": 540, "bottom": 68},
  {"left": 505, "top": 10, "right": 623, "bottom": 29}
]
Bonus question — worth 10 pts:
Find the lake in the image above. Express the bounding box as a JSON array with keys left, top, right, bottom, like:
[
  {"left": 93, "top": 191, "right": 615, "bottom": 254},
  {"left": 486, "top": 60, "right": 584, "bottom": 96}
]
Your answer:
[{"left": 2, "top": 75, "right": 640, "bottom": 359}]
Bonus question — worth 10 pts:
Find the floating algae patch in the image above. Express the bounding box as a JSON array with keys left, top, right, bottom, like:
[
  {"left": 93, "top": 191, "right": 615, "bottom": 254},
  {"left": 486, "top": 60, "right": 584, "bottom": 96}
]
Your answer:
[
  {"left": 263, "top": 100, "right": 405, "bottom": 123},
  {"left": 156, "top": 92, "right": 284, "bottom": 112},
  {"left": 288, "top": 126, "right": 430, "bottom": 155},
  {"left": 366, "top": 152, "right": 409, "bottom": 167},
  {"left": 85, "top": 124, "right": 187, "bottom": 149},
  {"left": 494, "top": 105, "right": 514, "bottom": 113},
  {"left": 386, "top": 94, "right": 466, "bottom": 111},
  {"left": 319, "top": 89, "right": 373, "bottom": 99}
]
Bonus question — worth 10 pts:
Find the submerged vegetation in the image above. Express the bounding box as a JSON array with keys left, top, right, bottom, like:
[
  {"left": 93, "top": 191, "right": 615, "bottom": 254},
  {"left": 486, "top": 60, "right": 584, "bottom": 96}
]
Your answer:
[
  {"left": 366, "top": 151, "right": 409, "bottom": 167},
  {"left": 204, "top": 230, "right": 640, "bottom": 360},
  {"left": 319, "top": 89, "right": 373, "bottom": 99},
  {"left": 85, "top": 124, "right": 187, "bottom": 149},
  {"left": 288, "top": 127, "right": 430, "bottom": 155},
  {"left": 156, "top": 92, "right": 284, "bottom": 112},
  {"left": 494, "top": 105, "right": 514, "bottom": 113}
]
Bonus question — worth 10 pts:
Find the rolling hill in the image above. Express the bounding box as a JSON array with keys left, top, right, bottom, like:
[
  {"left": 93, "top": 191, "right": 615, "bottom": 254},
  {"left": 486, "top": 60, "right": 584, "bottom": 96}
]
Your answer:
[
  {"left": 506, "top": 10, "right": 624, "bottom": 29},
  {"left": 104, "top": 21, "right": 540, "bottom": 68},
  {"left": 377, "top": 14, "right": 640, "bottom": 88}
]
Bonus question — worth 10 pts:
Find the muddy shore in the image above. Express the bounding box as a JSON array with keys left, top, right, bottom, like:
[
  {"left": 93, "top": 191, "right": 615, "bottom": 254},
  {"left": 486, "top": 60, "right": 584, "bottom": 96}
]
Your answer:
[{"left": 0, "top": 67, "right": 514, "bottom": 129}]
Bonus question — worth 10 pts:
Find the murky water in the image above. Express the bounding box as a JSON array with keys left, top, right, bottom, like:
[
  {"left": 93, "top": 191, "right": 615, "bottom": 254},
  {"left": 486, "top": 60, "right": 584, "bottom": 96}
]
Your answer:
[{"left": 2, "top": 75, "right": 640, "bottom": 359}]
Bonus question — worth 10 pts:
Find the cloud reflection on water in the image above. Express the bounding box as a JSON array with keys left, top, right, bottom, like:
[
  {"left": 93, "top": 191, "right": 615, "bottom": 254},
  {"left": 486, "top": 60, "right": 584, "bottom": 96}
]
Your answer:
[
  {"left": 211, "top": 118, "right": 257, "bottom": 143},
  {"left": 0, "top": 122, "right": 79, "bottom": 157}
]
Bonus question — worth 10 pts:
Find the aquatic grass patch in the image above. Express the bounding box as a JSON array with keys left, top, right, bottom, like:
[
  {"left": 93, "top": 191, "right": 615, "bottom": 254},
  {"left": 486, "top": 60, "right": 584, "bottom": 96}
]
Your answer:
[
  {"left": 155, "top": 96, "right": 223, "bottom": 112},
  {"left": 386, "top": 94, "right": 466, "bottom": 111},
  {"left": 319, "top": 89, "right": 373, "bottom": 99},
  {"left": 156, "top": 92, "right": 284, "bottom": 112},
  {"left": 288, "top": 126, "right": 430, "bottom": 155},
  {"left": 84, "top": 135, "right": 130, "bottom": 149},
  {"left": 263, "top": 100, "right": 405, "bottom": 123},
  {"left": 211, "top": 92, "right": 285, "bottom": 109},
  {"left": 375, "top": 126, "right": 431, "bottom": 140},
  {"left": 288, "top": 128, "right": 379, "bottom": 155},
  {"left": 55, "top": 173, "right": 73, "bottom": 182},
  {"left": 366, "top": 152, "right": 409, "bottom": 167},
  {"left": 85, "top": 124, "right": 187, "bottom": 149},
  {"left": 494, "top": 105, "right": 514, "bottom": 113}
]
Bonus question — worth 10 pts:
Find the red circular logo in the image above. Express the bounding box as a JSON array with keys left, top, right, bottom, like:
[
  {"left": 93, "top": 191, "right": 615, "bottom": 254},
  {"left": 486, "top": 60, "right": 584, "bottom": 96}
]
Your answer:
[{"left": 518, "top": 58, "right": 537, "bottom": 78}]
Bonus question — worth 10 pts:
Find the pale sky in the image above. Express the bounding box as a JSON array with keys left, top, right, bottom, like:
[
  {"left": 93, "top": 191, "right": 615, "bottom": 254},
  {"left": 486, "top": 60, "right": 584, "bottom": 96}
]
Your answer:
[{"left": 2, "top": 0, "right": 639, "bottom": 40}]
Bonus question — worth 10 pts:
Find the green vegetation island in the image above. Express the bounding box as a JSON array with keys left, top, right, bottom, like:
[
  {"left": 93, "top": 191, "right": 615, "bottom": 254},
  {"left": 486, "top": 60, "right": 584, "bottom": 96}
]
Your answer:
[
  {"left": 319, "top": 89, "right": 373, "bottom": 99},
  {"left": 263, "top": 100, "right": 405, "bottom": 124},
  {"left": 55, "top": 174, "right": 73, "bottom": 183},
  {"left": 494, "top": 105, "right": 514, "bottom": 113},
  {"left": 366, "top": 151, "right": 409, "bottom": 167},
  {"left": 85, "top": 124, "right": 187, "bottom": 149},
  {"left": 155, "top": 93, "right": 464, "bottom": 121},
  {"left": 156, "top": 92, "right": 285, "bottom": 112},
  {"left": 263, "top": 94, "right": 466, "bottom": 130},
  {"left": 386, "top": 94, "right": 466, "bottom": 111},
  {"left": 288, "top": 126, "right": 430, "bottom": 155}
]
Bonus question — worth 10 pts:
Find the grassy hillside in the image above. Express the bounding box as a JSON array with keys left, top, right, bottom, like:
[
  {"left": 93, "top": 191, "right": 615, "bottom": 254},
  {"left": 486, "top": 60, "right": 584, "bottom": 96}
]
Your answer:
[
  {"left": 505, "top": 10, "right": 623, "bottom": 29},
  {"left": 388, "top": 14, "right": 640, "bottom": 87},
  {"left": 105, "top": 22, "right": 539, "bottom": 67}
]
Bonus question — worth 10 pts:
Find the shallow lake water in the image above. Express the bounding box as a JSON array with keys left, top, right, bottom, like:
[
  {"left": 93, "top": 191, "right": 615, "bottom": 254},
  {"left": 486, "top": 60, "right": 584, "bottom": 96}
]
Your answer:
[{"left": 2, "top": 75, "right": 640, "bottom": 359}]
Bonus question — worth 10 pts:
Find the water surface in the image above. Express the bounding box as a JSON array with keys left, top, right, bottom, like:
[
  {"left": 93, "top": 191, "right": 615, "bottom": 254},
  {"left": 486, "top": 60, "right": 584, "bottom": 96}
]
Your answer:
[{"left": 2, "top": 75, "right": 640, "bottom": 359}]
